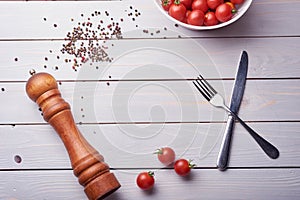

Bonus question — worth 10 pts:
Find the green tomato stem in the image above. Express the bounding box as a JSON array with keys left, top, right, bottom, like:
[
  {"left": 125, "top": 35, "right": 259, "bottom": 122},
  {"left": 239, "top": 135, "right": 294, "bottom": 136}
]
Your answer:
[
  {"left": 162, "top": 0, "right": 170, "bottom": 6},
  {"left": 188, "top": 159, "right": 196, "bottom": 169},
  {"left": 154, "top": 148, "right": 163, "bottom": 155},
  {"left": 148, "top": 171, "right": 155, "bottom": 177},
  {"left": 174, "top": 0, "right": 181, "bottom": 5}
]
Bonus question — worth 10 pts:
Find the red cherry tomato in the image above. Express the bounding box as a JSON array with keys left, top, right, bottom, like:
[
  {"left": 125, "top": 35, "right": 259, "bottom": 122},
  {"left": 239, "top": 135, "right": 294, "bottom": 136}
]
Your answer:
[
  {"left": 186, "top": 10, "right": 191, "bottom": 18},
  {"left": 136, "top": 171, "right": 155, "bottom": 190},
  {"left": 174, "top": 159, "right": 195, "bottom": 176},
  {"left": 192, "top": 0, "right": 208, "bottom": 13},
  {"left": 226, "top": 2, "right": 236, "bottom": 9},
  {"left": 155, "top": 147, "right": 176, "bottom": 166},
  {"left": 180, "top": 0, "right": 192, "bottom": 9},
  {"left": 162, "top": 0, "right": 174, "bottom": 11},
  {"left": 230, "top": 0, "right": 244, "bottom": 4},
  {"left": 169, "top": 1, "right": 187, "bottom": 22},
  {"left": 204, "top": 11, "right": 219, "bottom": 26},
  {"left": 215, "top": 3, "right": 233, "bottom": 22},
  {"left": 187, "top": 10, "right": 205, "bottom": 26},
  {"left": 207, "top": 0, "right": 224, "bottom": 10}
]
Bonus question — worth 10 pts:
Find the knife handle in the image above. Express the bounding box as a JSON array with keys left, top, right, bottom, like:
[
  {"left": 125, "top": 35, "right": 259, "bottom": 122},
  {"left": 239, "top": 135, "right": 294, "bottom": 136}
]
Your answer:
[
  {"left": 217, "top": 114, "right": 235, "bottom": 171},
  {"left": 231, "top": 111, "right": 280, "bottom": 160},
  {"left": 222, "top": 105, "right": 280, "bottom": 160}
]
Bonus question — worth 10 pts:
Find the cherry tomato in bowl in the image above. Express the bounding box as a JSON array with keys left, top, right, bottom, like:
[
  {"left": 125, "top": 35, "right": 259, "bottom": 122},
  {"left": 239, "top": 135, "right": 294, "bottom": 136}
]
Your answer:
[
  {"left": 192, "top": 0, "right": 208, "bottom": 13},
  {"left": 187, "top": 10, "right": 205, "bottom": 26},
  {"left": 231, "top": 0, "right": 244, "bottom": 4},
  {"left": 162, "top": 0, "right": 174, "bottom": 11},
  {"left": 168, "top": 1, "right": 187, "bottom": 22},
  {"left": 180, "top": 0, "right": 193, "bottom": 10},
  {"left": 207, "top": 0, "right": 224, "bottom": 10},
  {"left": 215, "top": 3, "right": 234, "bottom": 22},
  {"left": 154, "top": 0, "right": 252, "bottom": 30},
  {"left": 204, "top": 11, "right": 219, "bottom": 26}
]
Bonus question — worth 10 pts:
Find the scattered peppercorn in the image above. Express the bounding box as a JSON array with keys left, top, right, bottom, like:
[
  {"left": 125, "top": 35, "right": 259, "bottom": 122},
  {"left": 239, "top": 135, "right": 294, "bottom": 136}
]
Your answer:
[
  {"left": 59, "top": 10, "right": 123, "bottom": 71},
  {"left": 29, "top": 69, "right": 36, "bottom": 76}
]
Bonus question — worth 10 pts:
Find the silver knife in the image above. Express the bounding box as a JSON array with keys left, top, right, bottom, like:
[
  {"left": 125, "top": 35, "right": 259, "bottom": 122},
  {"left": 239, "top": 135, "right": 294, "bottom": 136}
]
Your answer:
[{"left": 217, "top": 51, "right": 248, "bottom": 171}]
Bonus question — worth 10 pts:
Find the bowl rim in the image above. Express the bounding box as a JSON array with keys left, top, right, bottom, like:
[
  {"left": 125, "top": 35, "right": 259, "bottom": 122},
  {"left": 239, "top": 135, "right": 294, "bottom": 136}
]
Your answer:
[{"left": 153, "top": 0, "right": 253, "bottom": 30}]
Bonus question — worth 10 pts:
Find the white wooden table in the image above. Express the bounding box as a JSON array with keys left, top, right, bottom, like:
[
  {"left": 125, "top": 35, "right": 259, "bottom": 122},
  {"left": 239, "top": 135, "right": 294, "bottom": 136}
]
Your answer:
[{"left": 0, "top": 0, "right": 300, "bottom": 199}]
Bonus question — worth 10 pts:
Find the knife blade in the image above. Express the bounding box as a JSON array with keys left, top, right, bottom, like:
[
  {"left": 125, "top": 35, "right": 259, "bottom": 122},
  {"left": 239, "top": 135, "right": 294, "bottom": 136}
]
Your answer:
[{"left": 217, "top": 50, "right": 248, "bottom": 171}]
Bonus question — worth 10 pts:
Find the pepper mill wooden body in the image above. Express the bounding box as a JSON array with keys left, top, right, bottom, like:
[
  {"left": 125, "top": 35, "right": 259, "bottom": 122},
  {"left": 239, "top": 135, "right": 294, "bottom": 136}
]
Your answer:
[{"left": 26, "top": 72, "right": 120, "bottom": 200}]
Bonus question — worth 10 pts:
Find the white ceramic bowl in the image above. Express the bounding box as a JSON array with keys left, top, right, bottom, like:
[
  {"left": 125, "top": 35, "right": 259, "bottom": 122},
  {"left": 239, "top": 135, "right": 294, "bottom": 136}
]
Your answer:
[{"left": 154, "top": 0, "right": 252, "bottom": 30}]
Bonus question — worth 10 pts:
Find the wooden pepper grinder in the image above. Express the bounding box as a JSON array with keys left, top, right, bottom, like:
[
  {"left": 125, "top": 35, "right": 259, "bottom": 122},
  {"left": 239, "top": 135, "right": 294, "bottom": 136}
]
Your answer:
[{"left": 26, "top": 72, "right": 120, "bottom": 200}]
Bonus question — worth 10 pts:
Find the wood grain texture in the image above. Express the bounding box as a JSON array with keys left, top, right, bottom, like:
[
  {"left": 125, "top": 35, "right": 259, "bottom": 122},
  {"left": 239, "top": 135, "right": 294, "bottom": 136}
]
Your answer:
[
  {"left": 0, "top": 80, "right": 298, "bottom": 123},
  {"left": 0, "top": 0, "right": 299, "bottom": 199},
  {"left": 0, "top": 169, "right": 300, "bottom": 200},
  {"left": 0, "top": 122, "right": 299, "bottom": 169},
  {"left": 0, "top": 37, "right": 299, "bottom": 81}
]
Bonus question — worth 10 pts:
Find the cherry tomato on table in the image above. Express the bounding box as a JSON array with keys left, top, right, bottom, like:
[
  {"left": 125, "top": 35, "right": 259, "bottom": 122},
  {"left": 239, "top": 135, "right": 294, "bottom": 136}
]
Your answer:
[
  {"left": 155, "top": 147, "right": 176, "bottom": 166},
  {"left": 174, "top": 159, "right": 196, "bottom": 176},
  {"left": 187, "top": 10, "right": 205, "bottom": 26},
  {"left": 169, "top": 0, "right": 187, "bottom": 22},
  {"left": 207, "top": 0, "right": 224, "bottom": 10},
  {"left": 215, "top": 3, "right": 233, "bottom": 22},
  {"left": 136, "top": 171, "right": 155, "bottom": 190}
]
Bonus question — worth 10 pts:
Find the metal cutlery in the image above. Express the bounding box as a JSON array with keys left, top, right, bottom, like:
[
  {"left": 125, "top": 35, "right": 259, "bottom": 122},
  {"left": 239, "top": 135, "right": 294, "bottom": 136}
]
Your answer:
[
  {"left": 217, "top": 51, "right": 248, "bottom": 171},
  {"left": 193, "top": 74, "right": 279, "bottom": 160}
]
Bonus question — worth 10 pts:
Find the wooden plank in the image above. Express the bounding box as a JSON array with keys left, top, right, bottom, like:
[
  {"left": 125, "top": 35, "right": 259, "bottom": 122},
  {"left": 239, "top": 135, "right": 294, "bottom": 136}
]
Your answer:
[
  {"left": 0, "top": 0, "right": 299, "bottom": 39},
  {"left": 0, "top": 1, "right": 298, "bottom": 200},
  {"left": 0, "top": 79, "right": 298, "bottom": 123},
  {"left": 0, "top": 122, "right": 298, "bottom": 169},
  {"left": 0, "top": 37, "right": 299, "bottom": 81},
  {"left": 0, "top": 169, "right": 299, "bottom": 199}
]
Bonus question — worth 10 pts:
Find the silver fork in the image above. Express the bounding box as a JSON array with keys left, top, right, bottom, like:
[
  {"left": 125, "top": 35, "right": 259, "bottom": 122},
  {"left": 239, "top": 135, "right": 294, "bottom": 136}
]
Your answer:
[{"left": 193, "top": 75, "right": 279, "bottom": 159}]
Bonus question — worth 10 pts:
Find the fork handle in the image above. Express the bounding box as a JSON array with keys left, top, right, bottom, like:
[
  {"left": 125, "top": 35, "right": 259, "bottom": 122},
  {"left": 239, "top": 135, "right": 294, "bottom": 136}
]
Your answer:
[
  {"left": 217, "top": 115, "right": 235, "bottom": 171},
  {"left": 225, "top": 107, "right": 280, "bottom": 159}
]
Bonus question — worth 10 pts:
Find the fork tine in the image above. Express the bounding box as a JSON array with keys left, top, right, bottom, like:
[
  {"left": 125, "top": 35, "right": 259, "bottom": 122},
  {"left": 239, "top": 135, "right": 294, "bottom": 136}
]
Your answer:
[
  {"left": 193, "top": 81, "right": 211, "bottom": 101},
  {"left": 195, "top": 78, "right": 213, "bottom": 99},
  {"left": 193, "top": 74, "right": 219, "bottom": 101},
  {"left": 198, "top": 74, "right": 217, "bottom": 95}
]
